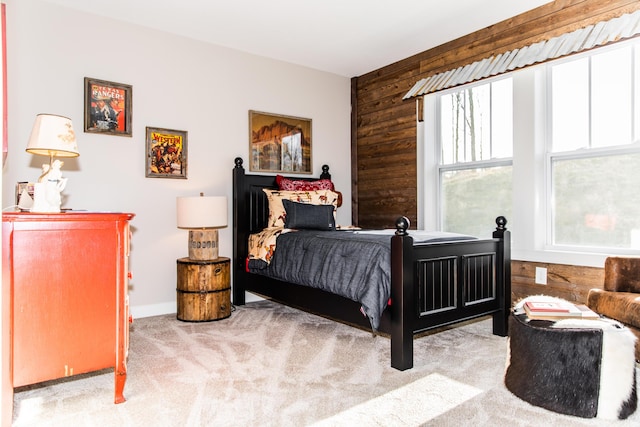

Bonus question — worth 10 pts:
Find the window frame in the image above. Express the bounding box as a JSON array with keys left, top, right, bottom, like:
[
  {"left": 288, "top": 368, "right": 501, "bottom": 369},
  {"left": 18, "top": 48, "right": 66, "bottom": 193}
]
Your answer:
[
  {"left": 433, "top": 76, "right": 514, "bottom": 233},
  {"left": 421, "top": 37, "right": 640, "bottom": 267},
  {"left": 545, "top": 40, "right": 640, "bottom": 254}
]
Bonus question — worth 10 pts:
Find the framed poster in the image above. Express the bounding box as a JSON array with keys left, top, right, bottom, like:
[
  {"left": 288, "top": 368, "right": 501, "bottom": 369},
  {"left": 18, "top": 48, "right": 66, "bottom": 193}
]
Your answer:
[
  {"left": 145, "top": 127, "right": 187, "bottom": 179},
  {"left": 84, "top": 77, "right": 132, "bottom": 136},
  {"left": 249, "top": 110, "right": 312, "bottom": 174}
]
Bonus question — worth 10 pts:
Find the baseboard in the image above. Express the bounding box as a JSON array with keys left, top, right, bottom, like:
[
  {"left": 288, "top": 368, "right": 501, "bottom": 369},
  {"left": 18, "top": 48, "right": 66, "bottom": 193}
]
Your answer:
[
  {"left": 131, "top": 293, "right": 265, "bottom": 319},
  {"left": 131, "top": 302, "right": 176, "bottom": 319}
]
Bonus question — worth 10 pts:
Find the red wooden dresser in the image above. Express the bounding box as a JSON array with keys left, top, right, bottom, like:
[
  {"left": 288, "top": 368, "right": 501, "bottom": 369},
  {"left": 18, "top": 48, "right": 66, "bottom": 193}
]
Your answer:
[{"left": 1, "top": 212, "right": 134, "bottom": 424}]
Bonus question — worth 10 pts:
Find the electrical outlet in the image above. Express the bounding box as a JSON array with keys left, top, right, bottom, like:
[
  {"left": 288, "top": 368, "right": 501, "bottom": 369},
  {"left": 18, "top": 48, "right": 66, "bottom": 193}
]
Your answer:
[{"left": 535, "top": 267, "right": 547, "bottom": 285}]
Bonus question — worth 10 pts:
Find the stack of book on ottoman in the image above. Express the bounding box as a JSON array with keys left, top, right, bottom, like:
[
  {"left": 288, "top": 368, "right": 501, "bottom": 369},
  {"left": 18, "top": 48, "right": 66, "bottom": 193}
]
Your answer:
[{"left": 523, "top": 300, "right": 600, "bottom": 320}]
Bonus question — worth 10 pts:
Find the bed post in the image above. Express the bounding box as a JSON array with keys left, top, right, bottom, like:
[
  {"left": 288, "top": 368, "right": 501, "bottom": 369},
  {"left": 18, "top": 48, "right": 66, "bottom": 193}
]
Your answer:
[
  {"left": 492, "top": 216, "right": 511, "bottom": 337},
  {"left": 390, "top": 216, "right": 414, "bottom": 371},
  {"left": 232, "top": 157, "right": 247, "bottom": 306}
]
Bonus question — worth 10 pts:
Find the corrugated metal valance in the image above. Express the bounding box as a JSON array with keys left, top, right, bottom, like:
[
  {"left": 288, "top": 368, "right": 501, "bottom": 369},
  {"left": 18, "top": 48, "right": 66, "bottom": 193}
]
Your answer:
[{"left": 404, "top": 9, "right": 640, "bottom": 100}]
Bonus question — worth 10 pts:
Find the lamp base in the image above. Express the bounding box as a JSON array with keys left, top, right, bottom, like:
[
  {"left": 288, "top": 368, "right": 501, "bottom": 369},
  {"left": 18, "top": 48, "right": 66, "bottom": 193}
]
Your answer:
[
  {"left": 31, "top": 181, "right": 63, "bottom": 213},
  {"left": 188, "top": 229, "right": 218, "bottom": 260},
  {"left": 30, "top": 159, "right": 68, "bottom": 213}
]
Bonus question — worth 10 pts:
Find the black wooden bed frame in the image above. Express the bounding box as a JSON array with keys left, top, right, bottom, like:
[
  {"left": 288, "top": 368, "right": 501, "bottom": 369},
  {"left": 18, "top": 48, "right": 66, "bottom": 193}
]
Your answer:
[{"left": 232, "top": 157, "right": 511, "bottom": 371}]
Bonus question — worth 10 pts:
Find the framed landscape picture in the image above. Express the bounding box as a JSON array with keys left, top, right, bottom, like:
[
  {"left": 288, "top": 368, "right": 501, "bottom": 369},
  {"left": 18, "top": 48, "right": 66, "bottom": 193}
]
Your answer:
[
  {"left": 84, "top": 77, "right": 132, "bottom": 137},
  {"left": 249, "top": 110, "right": 312, "bottom": 174},
  {"left": 145, "top": 127, "right": 187, "bottom": 179}
]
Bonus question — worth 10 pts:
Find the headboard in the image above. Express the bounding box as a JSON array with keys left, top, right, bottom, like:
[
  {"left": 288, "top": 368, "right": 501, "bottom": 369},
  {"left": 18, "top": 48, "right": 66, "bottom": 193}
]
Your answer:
[
  {"left": 232, "top": 157, "right": 333, "bottom": 301},
  {"left": 232, "top": 157, "right": 333, "bottom": 232}
]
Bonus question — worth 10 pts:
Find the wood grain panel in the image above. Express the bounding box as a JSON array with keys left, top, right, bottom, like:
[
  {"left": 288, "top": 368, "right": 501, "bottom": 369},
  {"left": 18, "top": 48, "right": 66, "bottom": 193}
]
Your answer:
[
  {"left": 357, "top": 128, "right": 416, "bottom": 145},
  {"left": 511, "top": 260, "right": 604, "bottom": 305},
  {"left": 357, "top": 164, "right": 416, "bottom": 181},
  {"left": 356, "top": 75, "right": 421, "bottom": 107},
  {"left": 357, "top": 111, "right": 416, "bottom": 133},
  {"left": 356, "top": 137, "right": 414, "bottom": 157},
  {"left": 418, "top": 1, "right": 640, "bottom": 76},
  {"left": 358, "top": 182, "right": 416, "bottom": 199},
  {"left": 352, "top": 0, "right": 640, "bottom": 229}
]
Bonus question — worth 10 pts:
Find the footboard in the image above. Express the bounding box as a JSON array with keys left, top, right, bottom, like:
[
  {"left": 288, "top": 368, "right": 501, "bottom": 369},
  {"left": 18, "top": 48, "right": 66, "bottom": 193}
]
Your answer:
[{"left": 390, "top": 216, "right": 511, "bottom": 370}]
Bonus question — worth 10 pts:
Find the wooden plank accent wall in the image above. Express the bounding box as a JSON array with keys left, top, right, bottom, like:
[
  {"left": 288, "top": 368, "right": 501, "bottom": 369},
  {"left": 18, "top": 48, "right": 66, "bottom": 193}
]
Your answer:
[
  {"left": 351, "top": 0, "right": 640, "bottom": 229},
  {"left": 511, "top": 260, "right": 604, "bottom": 305}
]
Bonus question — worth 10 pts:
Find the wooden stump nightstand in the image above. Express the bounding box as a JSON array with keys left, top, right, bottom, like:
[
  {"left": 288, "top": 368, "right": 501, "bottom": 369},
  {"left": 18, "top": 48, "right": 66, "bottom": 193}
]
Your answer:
[{"left": 176, "top": 256, "right": 231, "bottom": 322}]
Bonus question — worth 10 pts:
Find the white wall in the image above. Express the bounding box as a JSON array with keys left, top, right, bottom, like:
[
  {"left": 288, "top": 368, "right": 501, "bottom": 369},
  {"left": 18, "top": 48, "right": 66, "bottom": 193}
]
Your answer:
[{"left": 2, "top": 0, "right": 352, "bottom": 317}]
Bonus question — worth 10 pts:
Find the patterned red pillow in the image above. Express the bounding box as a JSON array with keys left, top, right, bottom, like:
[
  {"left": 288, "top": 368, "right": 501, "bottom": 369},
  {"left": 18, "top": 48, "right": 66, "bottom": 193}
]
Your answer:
[{"left": 276, "top": 174, "right": 335, "bottom": 191}]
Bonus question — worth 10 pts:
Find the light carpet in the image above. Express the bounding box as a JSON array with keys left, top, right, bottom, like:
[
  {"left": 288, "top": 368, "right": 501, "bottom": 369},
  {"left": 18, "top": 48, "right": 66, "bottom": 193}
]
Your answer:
[{"left": 11, "top": 300, "right": 640, "bottom": 426}]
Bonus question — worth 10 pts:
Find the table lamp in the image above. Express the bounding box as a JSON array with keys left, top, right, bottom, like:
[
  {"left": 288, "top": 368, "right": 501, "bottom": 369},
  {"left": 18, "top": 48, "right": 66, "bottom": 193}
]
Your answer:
[
  {"left": 176, "top": 194, "right": 227, "bottom": 260},
  {"left": 25, "top": 113, "right": 79, "bottom": 212}
]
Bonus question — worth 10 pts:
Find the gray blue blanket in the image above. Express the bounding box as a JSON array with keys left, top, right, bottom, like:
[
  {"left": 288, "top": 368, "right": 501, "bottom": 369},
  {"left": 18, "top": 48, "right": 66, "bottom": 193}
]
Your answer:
[{"left": 248, "top": 230, "right": 391, "bottom": 330}]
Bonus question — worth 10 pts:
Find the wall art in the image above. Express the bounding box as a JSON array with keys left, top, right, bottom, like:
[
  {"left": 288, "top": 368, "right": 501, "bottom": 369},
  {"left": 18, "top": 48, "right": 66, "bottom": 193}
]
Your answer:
[
  {"left": 249, "top": 110, "right": 312, "bottom": 174},
  {"left": 84, "top": 77, "right": 132, "bottom": 136},
  {"left": 145, "top": 126, "right": 187, "bottom": 179}
]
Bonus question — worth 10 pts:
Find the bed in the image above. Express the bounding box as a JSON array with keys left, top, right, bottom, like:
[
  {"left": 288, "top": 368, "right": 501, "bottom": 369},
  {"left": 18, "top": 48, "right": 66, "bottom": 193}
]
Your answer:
[{"left": 232, "top": 157, "right": 511, "bottom": 371}]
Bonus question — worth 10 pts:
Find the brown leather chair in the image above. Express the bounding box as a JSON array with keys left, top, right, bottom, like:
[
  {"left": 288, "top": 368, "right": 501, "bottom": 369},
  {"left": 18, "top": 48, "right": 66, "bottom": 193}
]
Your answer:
[{"left": 587, "top": 256, "right": 640, "bottom": 361}]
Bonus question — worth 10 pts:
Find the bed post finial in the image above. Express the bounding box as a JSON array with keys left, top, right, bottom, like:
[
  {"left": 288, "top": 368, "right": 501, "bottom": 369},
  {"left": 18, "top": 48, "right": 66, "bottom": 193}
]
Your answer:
[
  {"left": 395, "top": 216, "right": 410, "bottom": 236},
  {"left": 495, "top": 216, "right": 507, "bottom": 230},
  {"left": 320, "top": 164, "right": 331, "bottom": 180},
  {"left": 234, "top": 157, "right": 244, "bottom": 169}
]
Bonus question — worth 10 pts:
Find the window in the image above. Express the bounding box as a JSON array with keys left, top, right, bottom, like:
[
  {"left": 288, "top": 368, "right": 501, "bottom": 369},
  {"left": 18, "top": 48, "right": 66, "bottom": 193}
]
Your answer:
[
  {"left": 549, "top": 42, "right": 640, "bottom": 250},
  {"left": 423, "top": 37, "right": 640, "bottom": 262},
  {"left": 436, "top": 78, "right": 513, "bottom": 238}
]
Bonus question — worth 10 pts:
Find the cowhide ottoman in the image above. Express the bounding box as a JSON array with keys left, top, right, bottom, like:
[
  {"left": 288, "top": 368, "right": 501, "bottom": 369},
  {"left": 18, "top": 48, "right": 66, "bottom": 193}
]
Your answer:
[{"left": 505, "top": 310, "right": 637, "bottom": 420}]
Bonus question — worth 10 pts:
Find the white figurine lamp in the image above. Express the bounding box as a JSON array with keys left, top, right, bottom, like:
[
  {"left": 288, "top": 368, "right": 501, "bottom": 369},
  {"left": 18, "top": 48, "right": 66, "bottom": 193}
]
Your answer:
[
  {"left": 26, "top": 114, "right": 79, "bottom": 213},
  {"left": 176, "top": 194, "right": 227, "bottom": 260}
]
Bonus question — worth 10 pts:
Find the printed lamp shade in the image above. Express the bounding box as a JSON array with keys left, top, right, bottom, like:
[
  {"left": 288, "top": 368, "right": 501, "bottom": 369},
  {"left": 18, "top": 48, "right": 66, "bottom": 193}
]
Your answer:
[{"left": 26, "top": 114, "right": 80, "bottom": 158}]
